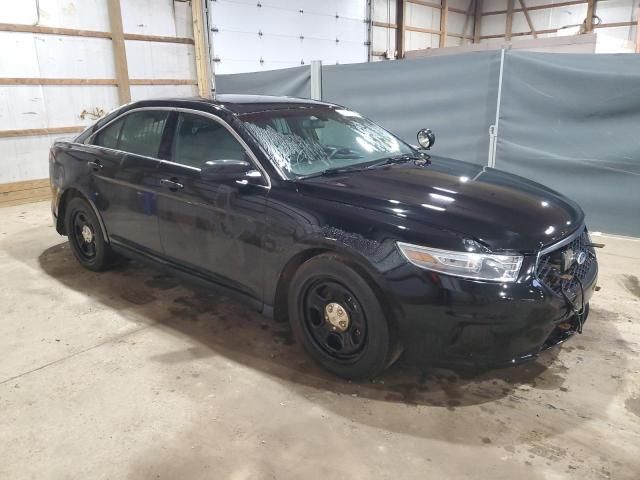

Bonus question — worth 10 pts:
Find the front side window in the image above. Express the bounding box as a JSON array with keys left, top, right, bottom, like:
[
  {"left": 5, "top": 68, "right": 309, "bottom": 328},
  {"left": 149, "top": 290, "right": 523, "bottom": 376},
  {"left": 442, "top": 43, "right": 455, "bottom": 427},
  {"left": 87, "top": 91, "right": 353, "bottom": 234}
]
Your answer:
[
  {"left": 117, "top": 110, "right": 169, "bottom": 158},
  {"left": 171, "top": 113, "right": 247, "bottom": 168},
  {"left": 241, "top": 108, "right": 413, "bottom": 178},
  {"left": 93, "top": 118, "right": 124, "bottom": 149}
]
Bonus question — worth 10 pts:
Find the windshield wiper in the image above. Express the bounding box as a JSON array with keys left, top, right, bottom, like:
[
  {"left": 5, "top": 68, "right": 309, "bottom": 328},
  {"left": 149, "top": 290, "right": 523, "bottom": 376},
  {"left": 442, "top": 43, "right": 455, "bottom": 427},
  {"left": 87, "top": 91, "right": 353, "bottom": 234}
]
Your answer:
[
  {"left": 297, "top": 165, "right": 366, "bottom": 179},
  {"left": 367, "top": 153, "right": 429, "bottom": 169}
]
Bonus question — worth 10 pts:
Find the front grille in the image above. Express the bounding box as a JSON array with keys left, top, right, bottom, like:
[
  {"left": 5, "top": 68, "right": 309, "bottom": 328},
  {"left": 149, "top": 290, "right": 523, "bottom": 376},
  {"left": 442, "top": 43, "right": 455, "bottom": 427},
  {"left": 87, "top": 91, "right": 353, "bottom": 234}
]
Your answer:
[{"left": 536, "top": 227, "right": 596, "bottom": 298}]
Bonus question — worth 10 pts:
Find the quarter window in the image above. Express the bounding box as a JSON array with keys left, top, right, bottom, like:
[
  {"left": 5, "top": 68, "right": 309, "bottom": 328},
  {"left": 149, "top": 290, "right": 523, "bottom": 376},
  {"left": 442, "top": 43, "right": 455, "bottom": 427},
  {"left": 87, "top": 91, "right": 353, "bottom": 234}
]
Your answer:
[
  {"left": 117, "top": 111, "right": 169, "bottom": 158},
  {"left": 172, "top": 113, "right": 247, "bottom": 168}
]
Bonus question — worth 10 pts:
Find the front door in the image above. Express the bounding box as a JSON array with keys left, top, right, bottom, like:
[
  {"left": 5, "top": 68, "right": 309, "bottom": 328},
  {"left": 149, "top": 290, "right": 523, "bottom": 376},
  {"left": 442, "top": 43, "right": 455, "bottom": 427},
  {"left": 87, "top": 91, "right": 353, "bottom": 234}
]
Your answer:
[
  {"left": 88, "top": 109, "right": 170, "bottom": 254},
  {"left": 156, "top": 112, "right": 269, "bottom": 299}
]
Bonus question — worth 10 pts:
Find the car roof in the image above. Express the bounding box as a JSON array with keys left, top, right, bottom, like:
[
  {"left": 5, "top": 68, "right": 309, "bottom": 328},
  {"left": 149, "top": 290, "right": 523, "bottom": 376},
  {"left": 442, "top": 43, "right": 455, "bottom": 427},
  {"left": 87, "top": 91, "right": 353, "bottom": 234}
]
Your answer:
[{"left": 125, "top": 94, "right": 338, "bottom": 115}]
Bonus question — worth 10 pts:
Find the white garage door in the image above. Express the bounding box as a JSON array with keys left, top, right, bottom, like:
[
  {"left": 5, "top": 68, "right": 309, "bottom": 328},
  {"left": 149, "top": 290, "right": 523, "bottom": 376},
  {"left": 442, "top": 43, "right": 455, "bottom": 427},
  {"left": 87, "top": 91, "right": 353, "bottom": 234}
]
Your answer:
[{"left": 209, "top": 0, "right": 368, "bottom": 74}]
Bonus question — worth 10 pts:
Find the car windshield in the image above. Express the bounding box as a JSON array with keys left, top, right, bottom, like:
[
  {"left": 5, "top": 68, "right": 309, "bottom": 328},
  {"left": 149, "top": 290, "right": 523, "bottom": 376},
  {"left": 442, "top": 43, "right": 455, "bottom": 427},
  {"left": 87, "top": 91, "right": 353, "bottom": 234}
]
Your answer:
[{"left": 240, "top": 107, "right": 414, "bottom": 178}]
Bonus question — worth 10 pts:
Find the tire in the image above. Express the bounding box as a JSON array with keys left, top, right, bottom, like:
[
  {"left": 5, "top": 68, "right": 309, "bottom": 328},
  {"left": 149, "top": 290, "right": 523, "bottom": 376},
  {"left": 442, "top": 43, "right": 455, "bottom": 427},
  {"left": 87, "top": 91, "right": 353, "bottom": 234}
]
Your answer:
[
  {"left": 64, "top": 197, "right": 117, "bottom": 272},
  {"left": 288, "top": 253, "right": 394, "bottom": 380}
]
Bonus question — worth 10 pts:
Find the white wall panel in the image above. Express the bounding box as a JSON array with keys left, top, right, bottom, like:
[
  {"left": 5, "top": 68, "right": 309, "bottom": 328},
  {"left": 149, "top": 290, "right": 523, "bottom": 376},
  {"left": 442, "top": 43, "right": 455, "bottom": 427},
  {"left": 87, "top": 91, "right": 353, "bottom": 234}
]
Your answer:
[
  {"left": 210, "top": 0, "right": 367, "bottom": 74},
  {"left": 372, "top": 0, "right": 396, "bottom": 23},
  {"left": 125, "top": 42, "right": 196, "bottom": 79},
  {"left": 130, "top": 84, "right": 197, "bottom": 101},
  {"left": 0, "top": 33, "right": 115, "bottom": 78},
  {"left": 372, "top": 24, "right": 396, "bottom": 55},
  {"left": 0, "top": 86, "right": 47, "bottom": 130},
  {"left": 0, "top": 135, "right": 60, "bottom": 183},
  {"left": 0, "top": 0, "right": 39, "bottom": 24},
  {"left": 120, "top": 0, "right": 181, "bottom": 36},
  {"left": 36, "top": 0, "right": 110, "bottom": 31},
  {"left": 0, "top": 32, "right": 41, "bottom": 77},
  {"left": 42, "top": 86, "right": 119, "bottom": 126},
  {"left": 35, "top": 36, "right": 116, "bottom": 78},
  {"left": 407, "top": 2, "right": 440, "bottom": 29}
]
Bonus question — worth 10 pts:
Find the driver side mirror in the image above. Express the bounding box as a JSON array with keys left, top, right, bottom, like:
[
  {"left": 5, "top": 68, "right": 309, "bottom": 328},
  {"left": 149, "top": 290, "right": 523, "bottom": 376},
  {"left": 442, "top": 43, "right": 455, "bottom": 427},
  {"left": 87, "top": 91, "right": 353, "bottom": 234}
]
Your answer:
[
  {"left": 200, "top": 159, "right": 255, "bottom": 181},
  {"left": 417, "top": 128, "right": 435, "bottom": 150}
]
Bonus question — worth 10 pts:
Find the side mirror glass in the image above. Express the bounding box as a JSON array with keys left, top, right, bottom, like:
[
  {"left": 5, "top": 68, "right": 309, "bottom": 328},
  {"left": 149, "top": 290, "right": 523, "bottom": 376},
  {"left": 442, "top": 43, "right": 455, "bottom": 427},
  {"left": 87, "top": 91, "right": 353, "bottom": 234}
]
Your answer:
[
  {"left": 417, "top": 128, "right": 435, "bottom": 150},
  {"left": 200, "top": 159, "right": 253, "bottom": 181}
]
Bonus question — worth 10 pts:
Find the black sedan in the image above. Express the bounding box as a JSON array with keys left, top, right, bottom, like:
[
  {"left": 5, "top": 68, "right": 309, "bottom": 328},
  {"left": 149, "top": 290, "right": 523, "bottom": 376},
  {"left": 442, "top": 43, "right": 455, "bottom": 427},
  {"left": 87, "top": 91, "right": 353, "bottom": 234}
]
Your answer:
[{"left": 49, "top": 95, "right": 598, "bottom": 379}]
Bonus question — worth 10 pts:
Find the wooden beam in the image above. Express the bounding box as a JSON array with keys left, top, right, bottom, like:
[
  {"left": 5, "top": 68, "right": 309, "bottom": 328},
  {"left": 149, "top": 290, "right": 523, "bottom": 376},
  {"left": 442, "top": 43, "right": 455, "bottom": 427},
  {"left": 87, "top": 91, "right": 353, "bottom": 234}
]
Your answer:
[
  {"left": 0, "top": 126, "right": 84, "bottom": 139},
  {"left": 448, "top": 32, "right": 474, "bottom": 40},
  {"left": 461, "top": 0, "right": 475, "bottom": 45},
  {"left": 0, "top": 23, "right": 194, "bottom": 44},
  {"left": 192, "top": 0, "right": 211, "bottom": 99},
  {"left": 483, "top": 1, "right": 586, "bottom": 16},
  {"left": 585, "top": 0, "right": 596, "bottom": 32},
  {"left": 123, "top": 33, "right": 194, "bottom": 44},
  {"left": 372, "top": 21, "right": 398, "bottom": 29},
  {"left": 594, "top": 21, "right": 636, "bottom": 29},
  {"left": 0, "top": 179, "right": 51, "bottom": 207},
  {"left": 473, "top": 0, "right": 482, "bottom": 43},
  {"left": 407, "top": 0, "right": 466, "bottom": 14},
  {"left": 0, "top": 23, "right": 110, "bottom": 39},
  {"left": 0, "top": 78, "right": 196, "bottom": 86},
  {"left": 506, "top": 0, "right": 515, "bottom": 40},
  {"left": 440, "top": 0, "right": 449, "bottom": 47},
  {"left": 519, "top": 0, "right": 538, "bottom": 38},
  {"left": 106, "top": 0, "right": 131, "bottom": 104},
  {"left": 0, "top": 78, "right": 117, "bottom": 85},
  {"left": 481, "top": 28, "right": 560, "bottom": 39},
  {"left": 405, "top": 26, "right": 442, "bottom": 35},
  {"left": 396, "top": 0, "right": 406, "bottom": 58},
  {"left": 129, "top": 79, "right": 198, "bottom": 85}
]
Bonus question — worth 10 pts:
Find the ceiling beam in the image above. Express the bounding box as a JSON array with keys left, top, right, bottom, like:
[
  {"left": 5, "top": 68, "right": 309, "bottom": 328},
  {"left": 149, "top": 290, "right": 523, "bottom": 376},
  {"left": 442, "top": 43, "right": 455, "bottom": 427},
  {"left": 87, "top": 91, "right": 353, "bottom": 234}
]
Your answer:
[
  {"left": 519, "top": 0, "right": 538, "bottom": 38},
  {"left": 106, "top": 0, "right": 131, "bottom": 104},
  {"left": 473, "top": 0, "right": 482, "bottom": 43},
  {"left": 483, "top": 1, "right": 587, "bottom": 16},
  {"left": 584, "top": 0, "right": 596, "bottom": 32},
  {"left": 397, "top": 0, "right": 407, "bottom": 58},
  {"left": 191, "top": 0, "right": 211, "bottom": 98},
  {"left": 505, "top": 0, "right": 515, "bottom": 41},
  {"left": 461, "top": 0, "right": 475, "bottom": 45},
  {"left": 440, "top": 0, "right": 449, "bottom": 47}
]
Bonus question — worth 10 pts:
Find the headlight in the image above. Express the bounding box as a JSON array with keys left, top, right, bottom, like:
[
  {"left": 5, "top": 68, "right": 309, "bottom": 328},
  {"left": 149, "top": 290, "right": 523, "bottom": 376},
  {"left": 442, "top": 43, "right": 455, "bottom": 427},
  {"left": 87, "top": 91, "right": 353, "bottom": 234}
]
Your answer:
[{"left": 397, "top": 242, "right": 524, "bottom": 282}]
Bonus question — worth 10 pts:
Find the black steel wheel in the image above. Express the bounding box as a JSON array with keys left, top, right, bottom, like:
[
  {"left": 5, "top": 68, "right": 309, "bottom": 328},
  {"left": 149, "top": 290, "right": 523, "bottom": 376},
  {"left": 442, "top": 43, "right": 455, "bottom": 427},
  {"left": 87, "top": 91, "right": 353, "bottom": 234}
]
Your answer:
[
  {"left": 288, "top": 253, "right": 396, "bottom": 380},
  {"left": 71, "top": 210, "right": 98, "bottom": 261},
  {"left": 303, "top": 279, "right": 367, "bottom": 360},
  {"left": 64, "top": 197, "right": 117, "bottom": 272}
]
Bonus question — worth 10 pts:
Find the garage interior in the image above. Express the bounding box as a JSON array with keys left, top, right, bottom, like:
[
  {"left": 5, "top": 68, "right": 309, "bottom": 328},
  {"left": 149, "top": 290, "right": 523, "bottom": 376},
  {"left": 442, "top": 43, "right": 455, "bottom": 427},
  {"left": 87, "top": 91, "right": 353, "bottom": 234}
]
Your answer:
[{"left": 1, "top": 1, "right": 640, "bottom": 479}]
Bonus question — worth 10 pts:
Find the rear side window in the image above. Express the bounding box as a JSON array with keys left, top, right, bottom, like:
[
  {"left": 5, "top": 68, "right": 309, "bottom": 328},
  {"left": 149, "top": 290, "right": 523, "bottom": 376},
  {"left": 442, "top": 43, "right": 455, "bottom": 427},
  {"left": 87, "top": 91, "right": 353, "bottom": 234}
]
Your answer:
[
  {"left": 172, "top": 113, "right": 247, "bottom": 168},
  {"left": 94, "top": 119, "right": 124, "bottom": 149},
  {"left": 118, "top": 111, "right": 169, "bottom": 158}
]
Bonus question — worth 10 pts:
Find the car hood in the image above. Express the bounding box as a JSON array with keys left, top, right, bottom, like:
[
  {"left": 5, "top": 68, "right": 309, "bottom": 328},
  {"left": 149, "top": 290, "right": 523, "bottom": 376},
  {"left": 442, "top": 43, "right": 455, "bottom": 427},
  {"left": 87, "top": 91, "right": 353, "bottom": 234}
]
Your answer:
[{"left": 294, "top": 156, "right": 584, "bottom": 253}]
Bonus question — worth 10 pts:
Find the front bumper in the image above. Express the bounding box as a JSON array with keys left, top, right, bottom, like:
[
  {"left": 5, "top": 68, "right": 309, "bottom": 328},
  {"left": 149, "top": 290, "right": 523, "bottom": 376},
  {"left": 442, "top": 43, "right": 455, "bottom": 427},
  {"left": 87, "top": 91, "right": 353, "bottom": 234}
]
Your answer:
[{"left": 384, "top": 255, "right": 598, "bottom": 368}]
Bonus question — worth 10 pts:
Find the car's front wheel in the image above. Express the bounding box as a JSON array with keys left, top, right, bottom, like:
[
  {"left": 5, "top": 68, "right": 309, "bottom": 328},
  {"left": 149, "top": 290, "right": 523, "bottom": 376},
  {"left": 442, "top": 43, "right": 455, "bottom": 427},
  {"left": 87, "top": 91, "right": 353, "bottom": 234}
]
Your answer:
[
  {"left": 288, "top": 253, "right": 394, "bottom": 380},
  {"left": 65, "top": 197, "right": 118, "bottom": 272}
]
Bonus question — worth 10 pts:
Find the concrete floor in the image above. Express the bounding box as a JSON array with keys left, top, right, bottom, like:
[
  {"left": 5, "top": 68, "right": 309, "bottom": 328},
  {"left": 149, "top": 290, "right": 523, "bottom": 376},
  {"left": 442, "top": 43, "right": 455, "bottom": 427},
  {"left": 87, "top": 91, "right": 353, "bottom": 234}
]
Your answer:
[{"left": 0, "top": 201, "right": 639, "bottom": 480}]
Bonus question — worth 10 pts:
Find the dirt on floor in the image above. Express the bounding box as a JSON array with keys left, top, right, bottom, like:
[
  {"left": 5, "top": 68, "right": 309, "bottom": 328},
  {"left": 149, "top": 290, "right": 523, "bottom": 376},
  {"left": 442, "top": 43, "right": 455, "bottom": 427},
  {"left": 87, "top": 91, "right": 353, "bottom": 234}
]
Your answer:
[{"left": 1, "top": 201, "right": 639, "bottom": 480}]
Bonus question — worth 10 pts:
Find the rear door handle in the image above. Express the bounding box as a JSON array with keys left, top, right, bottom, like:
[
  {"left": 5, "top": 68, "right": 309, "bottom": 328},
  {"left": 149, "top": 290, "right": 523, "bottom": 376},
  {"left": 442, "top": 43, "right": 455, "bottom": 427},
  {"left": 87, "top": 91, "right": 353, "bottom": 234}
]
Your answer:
[
  {"left": 87, "top": 160, "right": 103, "bottom": 171},
  {"left": 160, "top": 178, "right": 184, "bottom": 191}
]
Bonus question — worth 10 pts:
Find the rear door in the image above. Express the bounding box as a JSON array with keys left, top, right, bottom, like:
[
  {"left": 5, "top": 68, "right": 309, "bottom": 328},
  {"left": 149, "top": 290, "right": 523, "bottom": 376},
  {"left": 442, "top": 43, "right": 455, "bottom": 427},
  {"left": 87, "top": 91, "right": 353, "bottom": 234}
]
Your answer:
[
  {"left": 156, "top": 111, "right": 269, "bottom": 299},
  {"left": 88, "top": 109, "right": 171, "bottom": 254}
]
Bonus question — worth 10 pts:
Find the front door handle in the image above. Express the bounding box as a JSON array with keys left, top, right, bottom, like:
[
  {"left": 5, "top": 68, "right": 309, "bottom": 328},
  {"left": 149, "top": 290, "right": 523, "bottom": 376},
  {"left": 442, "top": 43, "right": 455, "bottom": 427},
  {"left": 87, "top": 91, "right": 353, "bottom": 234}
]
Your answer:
[
  {"left": 87, "top": 160, "right": 102, "bottom": 171},
  {"left": 160, "top": 178, "right": 184, "bottom": 191}
]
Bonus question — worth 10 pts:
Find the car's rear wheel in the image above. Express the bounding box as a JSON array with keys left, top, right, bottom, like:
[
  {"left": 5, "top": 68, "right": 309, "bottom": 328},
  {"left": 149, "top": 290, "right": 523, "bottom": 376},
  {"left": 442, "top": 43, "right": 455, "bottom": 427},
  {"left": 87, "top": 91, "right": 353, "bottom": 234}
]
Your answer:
[
  {"left": 65, "top": 197, "right": 117, "bottom": 272},
  {"left": 288, "top": 253, "right": 394, "bottom": 380}
]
